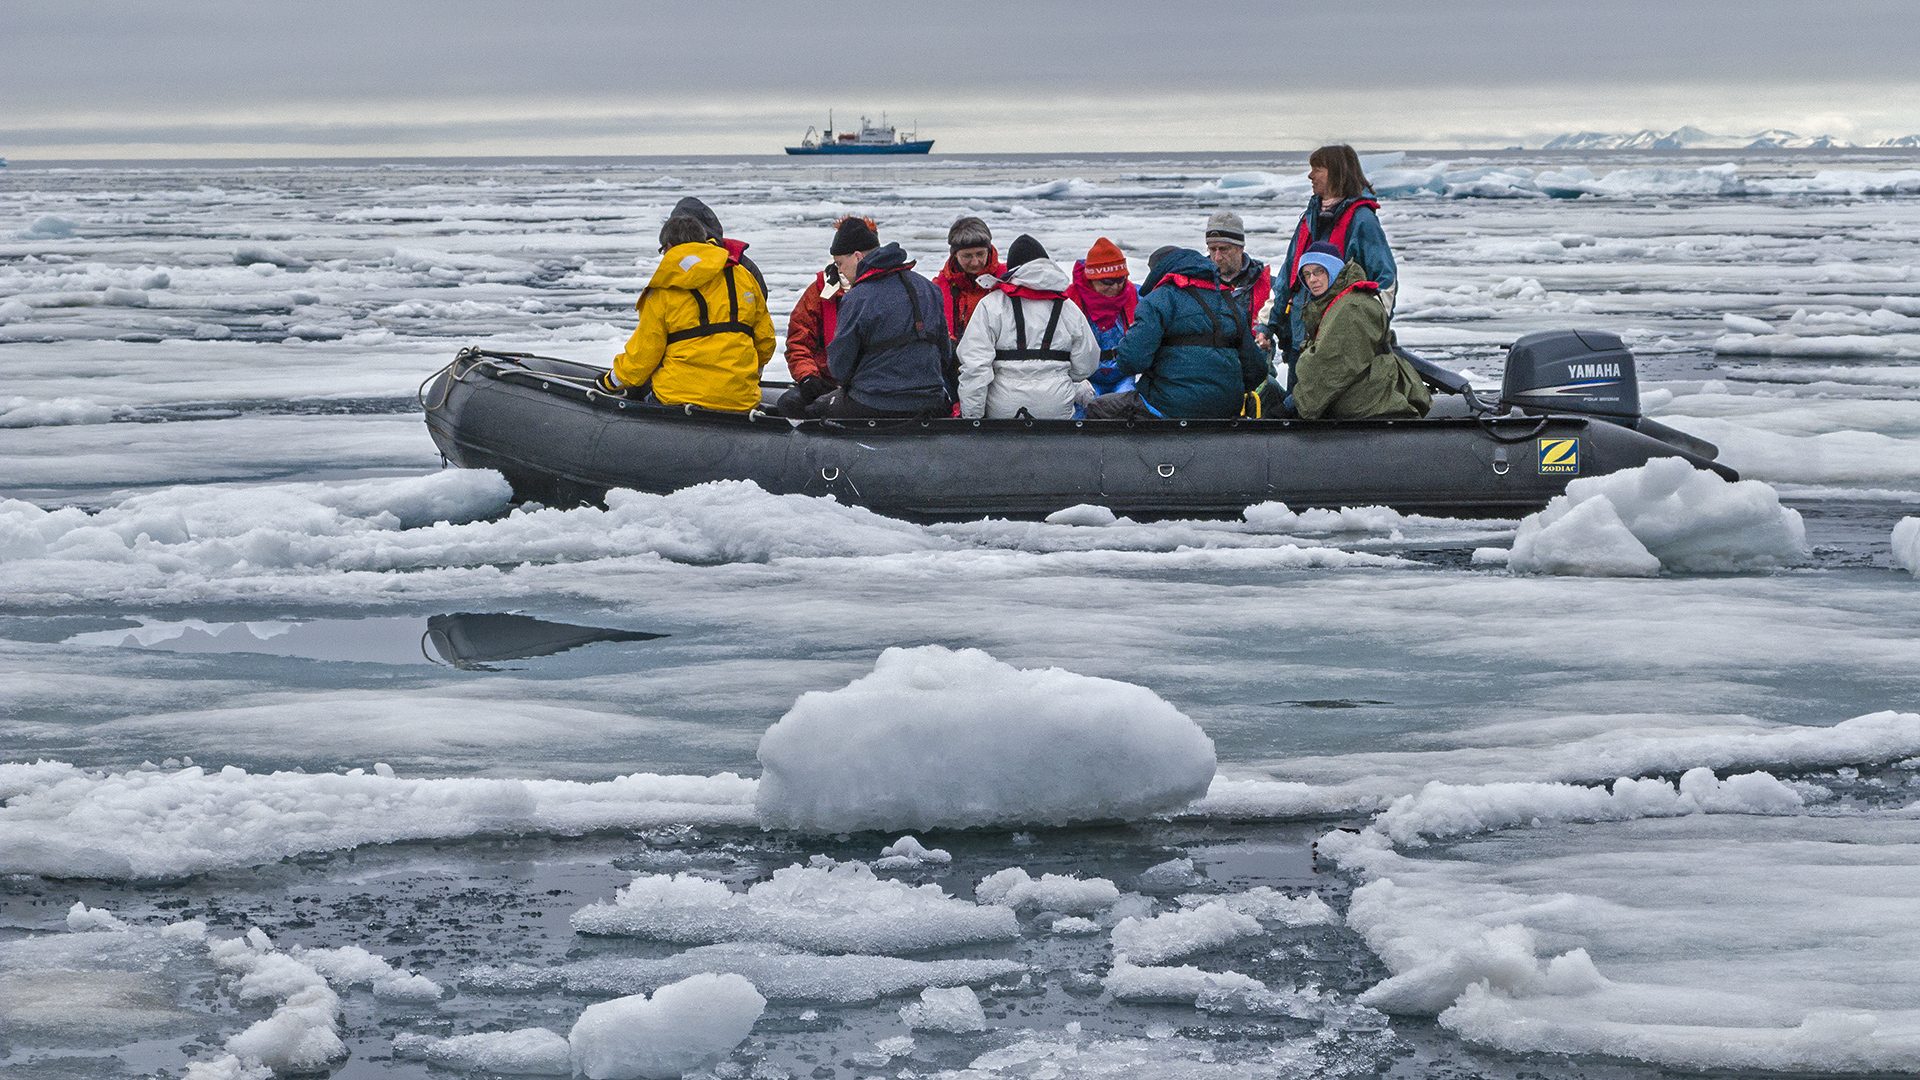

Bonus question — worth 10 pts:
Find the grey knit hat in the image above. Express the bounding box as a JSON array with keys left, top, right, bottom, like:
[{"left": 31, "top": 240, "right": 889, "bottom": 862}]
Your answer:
[
  {"left": 1205, "top": 209, "right": 1245, "bottom": 245},
  {"left": 948, "top": 216, "right": 993, "bottom": 251}
]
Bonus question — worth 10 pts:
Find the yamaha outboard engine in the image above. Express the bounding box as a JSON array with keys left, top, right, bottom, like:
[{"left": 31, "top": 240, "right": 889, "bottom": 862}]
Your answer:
[
  {"left": 1501, "top": 329, "right": 1639, "bottom": 419},
  {"left": 1501, "top": 329, "right": 1718, "bottom": 460}
]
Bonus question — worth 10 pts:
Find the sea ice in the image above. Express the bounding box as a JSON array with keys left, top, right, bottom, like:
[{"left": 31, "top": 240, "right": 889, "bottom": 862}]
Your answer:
[
  {"left": 465, "top": 943, "right": 1023, "bottom": 1004},
  {"left": 1895, "top": 517, "right": 1919, "bottom": 575},
  {"left": 567, "top": 973, "right": 764, "bottom": 1080},
  {"left": 570, "top": 856, "right": 1018, "bottom": 953},
  {"left": 874, "top": 833, "right": 952, "bottom": 868},
  {"left": 1110, "top": 902, "right": 1264, "bottom": 964},
  {"left": 1175, "top": 886, "right": 1339, "bottom": 926},
  {"left": 899, "top": 985, "right": 989, "bottom": 1032},
  {"left": 393, "top": 1028, "right": 572, "bottom": 1075},
  {"left": 1104, "top": 959, "right": 1266, "bottom": 1003},
  {"left": 754, "top": 645, "right": 1216, "bottom": 832},
  {"left": 975, "top": 867, "right": 1121, "bottom": 913},
  {"left": 1506, "top": 458, "right": 1807, "bottom": 575}
]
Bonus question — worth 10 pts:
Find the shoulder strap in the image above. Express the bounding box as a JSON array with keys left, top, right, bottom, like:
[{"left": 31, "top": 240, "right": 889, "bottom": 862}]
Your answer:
[
  {"left": 1162, "top": 286, "right": 1242, "bottom": 349},
  {"left": 994, "top": 296, "right": 1073, "bottom": 362},
  {"left": 861, "top": 273, "right": 942, "bottom": 354},
  {"left": 664, "top": 265, "right": 755, "bottom": 344}
]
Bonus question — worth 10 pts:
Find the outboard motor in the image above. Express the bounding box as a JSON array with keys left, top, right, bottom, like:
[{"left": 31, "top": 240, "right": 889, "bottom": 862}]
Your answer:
[
  {"left": 1501, "top": 329, "right": 1639, "bottom": 420},
  {"left": 1500, "top": 329, "right": 1718, "bottom": 460}
]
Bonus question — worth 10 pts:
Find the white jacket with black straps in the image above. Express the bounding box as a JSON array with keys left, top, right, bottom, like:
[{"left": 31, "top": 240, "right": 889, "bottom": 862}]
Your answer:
[{"left": 955, "top": 258, "right": 1100, "bottom": 419}]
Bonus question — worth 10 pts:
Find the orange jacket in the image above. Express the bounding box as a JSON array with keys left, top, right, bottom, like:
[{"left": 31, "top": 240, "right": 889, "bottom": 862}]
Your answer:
[{"left": 783, "top": 268, "right": 846, "bottom": 384}]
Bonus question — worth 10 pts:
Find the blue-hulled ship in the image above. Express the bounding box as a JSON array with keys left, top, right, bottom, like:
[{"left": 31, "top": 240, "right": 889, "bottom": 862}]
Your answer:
[{"left": 786, "top": 113, "right": 932, "bottom": 155}]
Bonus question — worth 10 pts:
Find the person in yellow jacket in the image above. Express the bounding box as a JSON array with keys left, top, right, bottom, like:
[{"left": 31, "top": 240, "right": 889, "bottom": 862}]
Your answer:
[{"left": 597, "top": 214, "right": 776, "bottom": 411}]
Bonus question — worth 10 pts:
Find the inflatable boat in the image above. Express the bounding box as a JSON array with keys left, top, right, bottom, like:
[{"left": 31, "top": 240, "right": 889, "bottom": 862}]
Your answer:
[{"left": 420, "top": 330, "right": 1731, "bottom": 521}]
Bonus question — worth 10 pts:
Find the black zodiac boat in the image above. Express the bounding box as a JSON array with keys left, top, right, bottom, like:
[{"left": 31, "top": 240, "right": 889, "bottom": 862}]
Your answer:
[{"left": 420, "top": 330, "right": 1730, "bottom": 521}]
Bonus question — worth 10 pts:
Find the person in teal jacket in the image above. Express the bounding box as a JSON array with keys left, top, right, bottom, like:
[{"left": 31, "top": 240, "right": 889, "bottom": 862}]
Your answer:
[{"left": 1086, "top": 247, "right": 1269, "bottom": 419}]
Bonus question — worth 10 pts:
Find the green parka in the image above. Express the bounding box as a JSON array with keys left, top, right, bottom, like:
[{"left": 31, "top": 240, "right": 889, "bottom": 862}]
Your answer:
[{"left": 1294, "top": 260, "right": 1431, "bottom": 420}]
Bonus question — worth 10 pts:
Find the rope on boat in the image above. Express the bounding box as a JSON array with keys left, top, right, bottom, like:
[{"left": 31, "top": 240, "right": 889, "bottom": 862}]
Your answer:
[{"left": 1476, "top": 413, "right": 1554, "bottom": 443}]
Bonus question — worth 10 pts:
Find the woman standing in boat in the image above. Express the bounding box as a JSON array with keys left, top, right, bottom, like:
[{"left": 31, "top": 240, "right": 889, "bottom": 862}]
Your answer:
[{"left": 1266, "top": 145, "right": 1397, "bottom": 387}]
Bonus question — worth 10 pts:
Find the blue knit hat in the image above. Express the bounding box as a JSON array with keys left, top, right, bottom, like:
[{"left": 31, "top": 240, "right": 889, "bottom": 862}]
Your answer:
[{"left": 1298, "top": 241, "right": 1344, "bottom": 281}]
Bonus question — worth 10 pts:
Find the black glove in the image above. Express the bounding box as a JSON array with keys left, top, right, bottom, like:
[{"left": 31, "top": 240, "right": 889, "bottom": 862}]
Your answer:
[
  {"left": 797, "top": 375, "right": 829, "bottom": 402},
  {"left": 596, "top": 371, "right": 626, "bottom": 396}
]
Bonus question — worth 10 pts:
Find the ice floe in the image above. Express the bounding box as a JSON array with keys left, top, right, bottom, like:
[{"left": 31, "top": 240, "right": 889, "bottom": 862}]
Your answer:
[
  {"left": 754, "top": 645, "right": 1216, "bottom": 832},
  {"left": 1504, "top": 458, "right": 1808, "bottom": 575},
  {"left": 570, "top": 857, "right": 1018, "bottom": 953}
]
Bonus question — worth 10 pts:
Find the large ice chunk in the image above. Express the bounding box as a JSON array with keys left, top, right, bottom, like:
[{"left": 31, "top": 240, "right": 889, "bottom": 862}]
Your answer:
[
  {"left": 1894, "top": 517, "right": 1919, "bottom": 576},
  {"left": 570, "top": 856, "right": 1017, "bottom": 954},
  {"left": 567, "top": 972, "right": 764, "bottom": 1080},
  {"left": 755, "top": 646, "right": 1216, "bottom": 832},
  {"left": 1507, "top": 458, "right": 1807, "bottom": 575}
]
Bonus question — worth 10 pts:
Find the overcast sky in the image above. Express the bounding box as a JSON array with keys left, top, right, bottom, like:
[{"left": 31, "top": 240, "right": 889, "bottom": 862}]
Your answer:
[{"left": 6, "top": 0, "right": 1919, "bottom": 158}]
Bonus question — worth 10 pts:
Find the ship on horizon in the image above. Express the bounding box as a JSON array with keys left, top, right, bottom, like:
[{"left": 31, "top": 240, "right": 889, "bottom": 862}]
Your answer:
[{"left": 786, "top": 112, "right": 932, "bottom": 156}]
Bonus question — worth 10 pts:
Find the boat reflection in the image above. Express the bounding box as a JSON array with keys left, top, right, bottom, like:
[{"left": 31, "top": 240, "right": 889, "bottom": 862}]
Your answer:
[{"left": 424, "top": 612, "right": 666, "bottom": 669}]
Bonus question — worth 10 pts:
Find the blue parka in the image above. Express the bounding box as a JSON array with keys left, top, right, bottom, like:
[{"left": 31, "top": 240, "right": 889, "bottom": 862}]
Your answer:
[
  {"left": 827, "top": 243, "right": 954, "bottom": 413},
  {"left": 1112, "top": 249, "right": 1270, "bottom": 418},
  {"left": 1267, "top": 197, "right": 1396, "bottom": 356}
]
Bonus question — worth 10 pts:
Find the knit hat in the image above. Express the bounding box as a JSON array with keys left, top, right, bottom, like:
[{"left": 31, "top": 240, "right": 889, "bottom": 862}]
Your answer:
[
  {"left": 948, "top": 216, "right": 992, "bottom": 251},
  {"left": 1205, "top": 209, "right": 1245, "bottom": 245},
  {"left": 1297, "top": 241, "right": 1344, "bottom": 281},
  {"left": 830, "top": 216, "right": 879, "bottom": 256},
  {"left": 1083, "top": 237, "right": 1128, "bottom": 279},
  {"left": 1147, "top": 245, "right": 1181, "bottom": 272},
  {"left": 1004, "top": 234, "right": 1047, "bottom": 270}
]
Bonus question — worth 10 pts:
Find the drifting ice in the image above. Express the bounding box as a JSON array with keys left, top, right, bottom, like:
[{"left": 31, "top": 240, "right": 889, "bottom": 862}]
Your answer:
[
  {"left": 755, "top": 645, "right": 1216, "bottom": 831},
  {"left": 1505, "top": 458, "right": 1807, "bottom": 575},
  {"left": 567, "top": 973, "right": 765, "bottom": 1080}
]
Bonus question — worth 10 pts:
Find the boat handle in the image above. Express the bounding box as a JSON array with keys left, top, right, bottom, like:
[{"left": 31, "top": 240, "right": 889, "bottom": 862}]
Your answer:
[
  {"left": 821, "top": 466, "right": 840, "bottom": 481},
  {"left": 1493, "top": 445, "right": 1510, "bottom": 475},
  {"left": 1158, "top": 464, "right": 1176, "bottom": 478}
]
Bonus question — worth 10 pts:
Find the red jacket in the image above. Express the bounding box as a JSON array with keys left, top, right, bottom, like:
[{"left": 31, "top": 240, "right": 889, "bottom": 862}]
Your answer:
[
  {"left": 933, "top": 247, "right": 1003, "bottom": 344},
  {"left": 783, "top": 268, "right": 846, "bottom": 384}
]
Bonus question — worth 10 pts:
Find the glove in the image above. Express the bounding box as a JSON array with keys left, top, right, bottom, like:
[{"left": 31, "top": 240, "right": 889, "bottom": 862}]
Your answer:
[
  {"left": 798, "top": 374, "right": 829, "bottom": 402},
  {"left": 596, "top": 371, "right": 626, "bottom": 396}
]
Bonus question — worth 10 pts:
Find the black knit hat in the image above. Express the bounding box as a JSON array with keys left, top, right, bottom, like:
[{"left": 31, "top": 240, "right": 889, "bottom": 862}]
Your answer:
[
  {"left": 830, "top": 216, "right": 879, "bottom": 256},
  {"left": 1004, "top": 234, "right": 1048, "bottom": 270},
  {"left": 1147, "top": 245, "right": 1181, "bottom": 271}
]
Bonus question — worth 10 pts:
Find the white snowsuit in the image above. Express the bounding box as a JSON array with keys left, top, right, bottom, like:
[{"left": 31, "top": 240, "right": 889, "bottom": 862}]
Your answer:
[{"left": 955, "top": 258, "right": 1100, "bottom": 419}]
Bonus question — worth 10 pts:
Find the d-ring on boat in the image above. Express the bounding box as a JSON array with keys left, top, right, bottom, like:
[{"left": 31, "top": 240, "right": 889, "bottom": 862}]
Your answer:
[{"left": 420, "top": 330, "right": 1729, "bottom": 521}]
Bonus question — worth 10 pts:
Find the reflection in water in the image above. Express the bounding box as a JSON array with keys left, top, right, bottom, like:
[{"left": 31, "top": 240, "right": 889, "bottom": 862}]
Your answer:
[
  {"left": 424, "top": 613, "right": 666, "bottom": 669},
  {"left": 65, "top": 614, "right": 665, "bottom": 668}
]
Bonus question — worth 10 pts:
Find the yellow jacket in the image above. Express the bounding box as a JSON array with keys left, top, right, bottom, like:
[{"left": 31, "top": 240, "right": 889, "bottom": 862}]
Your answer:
[{"left": 611, "top": 241, "right": 776, "bottom": 411}]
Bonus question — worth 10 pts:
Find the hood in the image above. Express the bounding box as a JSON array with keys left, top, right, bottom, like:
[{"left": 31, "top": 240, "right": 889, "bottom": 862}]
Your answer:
[
  {"left": 1306, "top": 259, "right": 1374, "bottom": 315},
  {"left": 854, "top": 242, "right": 914, "bottom": 281},
  {"left": 672, "top": 197, "right": 725, "bottom": 241},
  {"left": 648, "top": 240, "right": 728, "bottom": 290},
  {"left": 1141, "top": 248, "right": 1219, "bottom": 293},
  {"left": 1001, "top": 256, "right": 1069, "bottom": 293}
]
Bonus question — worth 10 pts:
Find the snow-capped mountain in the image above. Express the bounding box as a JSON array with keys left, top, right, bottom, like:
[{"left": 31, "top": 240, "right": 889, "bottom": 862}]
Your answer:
[{"left": 1538, "top": 127, "right": 1911, "bottom": 150}]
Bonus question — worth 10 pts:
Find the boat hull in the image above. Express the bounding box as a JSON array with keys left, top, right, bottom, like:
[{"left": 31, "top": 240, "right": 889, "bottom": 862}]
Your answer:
[
  {"left": 784, "top": 141, "right": 934, "bottom": 155},
  {"left": 422, "top": 353, "right": 1735, "bottom": 521}
]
